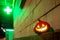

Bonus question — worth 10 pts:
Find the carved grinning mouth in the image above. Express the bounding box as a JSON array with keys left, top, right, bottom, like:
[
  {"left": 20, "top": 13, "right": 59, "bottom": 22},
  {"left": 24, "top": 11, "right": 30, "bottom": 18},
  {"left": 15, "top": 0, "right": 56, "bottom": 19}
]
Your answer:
[{"left": 36, "top": 25, "right": 48, "bottom": 32}]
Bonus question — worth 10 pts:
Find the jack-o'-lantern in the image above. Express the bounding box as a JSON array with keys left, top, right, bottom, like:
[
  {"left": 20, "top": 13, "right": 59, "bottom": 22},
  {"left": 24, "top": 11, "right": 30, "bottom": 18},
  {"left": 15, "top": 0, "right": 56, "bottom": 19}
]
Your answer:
[{"left": 34, "top": 20, "right": 50, "bottom": 33}]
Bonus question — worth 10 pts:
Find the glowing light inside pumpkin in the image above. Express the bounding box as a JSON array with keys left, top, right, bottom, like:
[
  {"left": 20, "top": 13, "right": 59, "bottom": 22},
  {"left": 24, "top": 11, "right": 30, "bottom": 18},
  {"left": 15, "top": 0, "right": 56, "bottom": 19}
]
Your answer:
[
  {"left": 37, "top": 25, "right": 40, "bottom": 28},
  {"left": 34, "top": 20, "right": 50, "bottom": 33},
  {"left": 35, "top": 24, "right": 48, "bottom": 32},
  {"left": 42, "top": 24, "right": 45, "bottom": 27}
]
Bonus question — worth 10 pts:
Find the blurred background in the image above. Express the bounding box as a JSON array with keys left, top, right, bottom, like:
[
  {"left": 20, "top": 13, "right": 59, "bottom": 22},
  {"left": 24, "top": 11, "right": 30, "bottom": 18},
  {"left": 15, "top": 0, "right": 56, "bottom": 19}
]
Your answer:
[{"left": 0, "top": 0, "right": 60, "bottom": 40}]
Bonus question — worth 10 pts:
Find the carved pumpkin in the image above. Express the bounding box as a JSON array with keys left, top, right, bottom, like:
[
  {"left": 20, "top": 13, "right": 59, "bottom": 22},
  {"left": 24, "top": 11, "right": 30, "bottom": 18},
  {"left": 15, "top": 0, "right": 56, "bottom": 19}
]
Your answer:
[{"left": 34, "top": 20, "right": 50, "bottom": 33}]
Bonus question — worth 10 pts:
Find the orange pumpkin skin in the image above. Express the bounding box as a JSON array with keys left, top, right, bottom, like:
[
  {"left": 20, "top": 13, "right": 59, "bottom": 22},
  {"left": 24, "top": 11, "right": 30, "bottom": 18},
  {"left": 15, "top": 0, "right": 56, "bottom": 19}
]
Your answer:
[{"left": 34, "top": 20, "right": 50, "bottom": 34}]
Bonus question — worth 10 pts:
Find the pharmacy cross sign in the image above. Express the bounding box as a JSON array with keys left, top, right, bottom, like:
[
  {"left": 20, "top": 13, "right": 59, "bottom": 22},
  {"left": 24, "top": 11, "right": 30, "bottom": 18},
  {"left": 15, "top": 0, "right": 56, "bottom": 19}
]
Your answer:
[{"left": 4, "top": 6, "right": 12, "bottom": 14}]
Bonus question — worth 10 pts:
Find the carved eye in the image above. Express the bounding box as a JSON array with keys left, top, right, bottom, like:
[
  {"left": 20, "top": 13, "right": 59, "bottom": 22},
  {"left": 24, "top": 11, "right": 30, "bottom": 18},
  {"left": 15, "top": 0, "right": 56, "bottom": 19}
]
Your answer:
[{"left": 42, "top": 24, "right": 45, "bottom": 27}]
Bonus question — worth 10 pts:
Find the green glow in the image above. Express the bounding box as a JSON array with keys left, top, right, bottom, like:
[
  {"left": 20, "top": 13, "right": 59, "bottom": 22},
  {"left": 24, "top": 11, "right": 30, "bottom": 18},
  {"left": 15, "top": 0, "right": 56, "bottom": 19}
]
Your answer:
[
  {"left": 12, "top": 0, "right": 15, "bottom": 8},
  {"left": 6, "top": 29, "right": 14, "bottom": 40},
  {"left": 14, "top": 0, "right": 22, "bottom": 22},
  {"left": 4, "top": 6, "right": 12, "bottom": 14},
  {"left": 6, "top": 29, "right": 14, "bottom": 31},
  {"left": 14, "top": 0, "right": 31, "bottom": 25}
]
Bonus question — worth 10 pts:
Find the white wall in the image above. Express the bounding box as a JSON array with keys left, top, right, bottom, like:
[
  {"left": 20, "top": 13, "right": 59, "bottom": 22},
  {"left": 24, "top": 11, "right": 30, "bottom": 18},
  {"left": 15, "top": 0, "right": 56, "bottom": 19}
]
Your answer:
[{"left": 14, "top": 0, "right": 60, "bottom": 38}]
